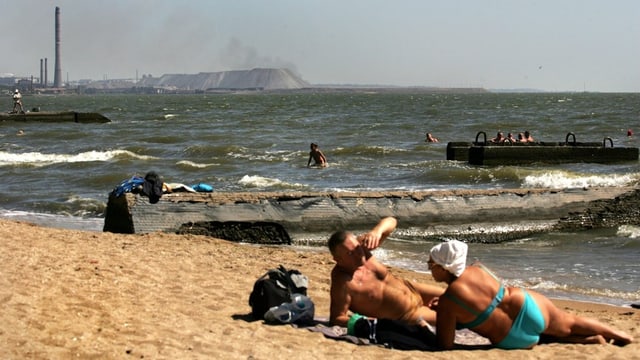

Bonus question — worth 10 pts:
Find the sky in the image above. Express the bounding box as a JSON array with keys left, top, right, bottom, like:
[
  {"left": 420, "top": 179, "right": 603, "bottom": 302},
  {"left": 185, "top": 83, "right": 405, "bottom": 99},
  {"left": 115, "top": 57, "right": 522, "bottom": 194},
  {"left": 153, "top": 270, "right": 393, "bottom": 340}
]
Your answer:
[{"left": 1, "top": 0, "right": 639, "bottom": 92}]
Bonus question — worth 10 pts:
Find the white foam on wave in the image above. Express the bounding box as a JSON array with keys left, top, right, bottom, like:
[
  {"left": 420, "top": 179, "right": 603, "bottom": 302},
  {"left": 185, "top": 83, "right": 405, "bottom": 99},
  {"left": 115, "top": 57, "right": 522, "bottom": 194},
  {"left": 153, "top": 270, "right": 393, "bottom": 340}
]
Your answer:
[
  {"left": 0, "top": 149, "right": 153, "bottom": 167},
  {"left": 63, "top": 195, "right": 105, "bottom": 213},
  {"left": 523, "top": 171, "right": 638, "bottom": 189},
  {"left": 617, "top": 225, "right": 640, "bottom": 239},
  {"left": 523, "top": 277, "right": 640, "bottom": 304},
  {"left": 176, "top": 160, "right": 218, "bottom": 168},
  {"left": 228, "top": 149, "right": 299, "bottom": 163},
  {"left": 238, "top": 174, "right": 306, "bottom": 189},
  {"left": 0, "top": 209, "right": 103, "bottom": 231}
]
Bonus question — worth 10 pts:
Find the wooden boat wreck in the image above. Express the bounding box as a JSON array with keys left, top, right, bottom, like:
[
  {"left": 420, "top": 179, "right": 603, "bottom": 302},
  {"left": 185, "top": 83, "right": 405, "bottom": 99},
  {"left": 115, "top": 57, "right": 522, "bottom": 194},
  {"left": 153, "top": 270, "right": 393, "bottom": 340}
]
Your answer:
[
  {"left": 447, "top": 132, "right": 638, "bottom": 165},
  {"left": 103, "top": 187, "right": 638, "bottom": 244},
  {"left": 0, "top": 111, "right": 110, "bottom": 123}
]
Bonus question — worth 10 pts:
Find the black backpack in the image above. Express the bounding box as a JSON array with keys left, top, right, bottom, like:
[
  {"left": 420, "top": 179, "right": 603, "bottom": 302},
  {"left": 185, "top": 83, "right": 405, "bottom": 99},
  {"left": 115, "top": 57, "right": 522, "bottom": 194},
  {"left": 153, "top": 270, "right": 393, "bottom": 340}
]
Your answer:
[{"left": 249, "top": 265, "right": 308, "bottom": 320}]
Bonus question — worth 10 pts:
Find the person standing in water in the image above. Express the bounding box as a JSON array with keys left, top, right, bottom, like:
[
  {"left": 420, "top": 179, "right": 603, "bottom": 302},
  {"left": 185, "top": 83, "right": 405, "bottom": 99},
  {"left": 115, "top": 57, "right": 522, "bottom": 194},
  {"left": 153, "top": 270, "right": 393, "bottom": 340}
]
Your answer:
[
  {"left": 307, "top": 142, "right": 328, "bottom": 167},
  {"left": 425, "top": 133, "right": 439, "bottom": 142}
]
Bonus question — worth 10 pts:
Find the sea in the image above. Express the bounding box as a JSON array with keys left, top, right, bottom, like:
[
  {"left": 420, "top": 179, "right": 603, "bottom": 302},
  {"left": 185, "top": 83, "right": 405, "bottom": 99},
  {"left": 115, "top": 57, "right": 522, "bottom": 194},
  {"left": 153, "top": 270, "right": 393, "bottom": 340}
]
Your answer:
[{"left": 1, "top": 91, "right": 639, "bottom": 307}]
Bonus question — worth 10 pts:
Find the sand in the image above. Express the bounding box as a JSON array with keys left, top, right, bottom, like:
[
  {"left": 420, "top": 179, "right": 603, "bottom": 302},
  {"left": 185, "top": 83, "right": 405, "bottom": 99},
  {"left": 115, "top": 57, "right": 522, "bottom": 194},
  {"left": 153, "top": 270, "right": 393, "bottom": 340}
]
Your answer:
[{"left": 0, "top": 219, "right": 637, "bottom": 359}]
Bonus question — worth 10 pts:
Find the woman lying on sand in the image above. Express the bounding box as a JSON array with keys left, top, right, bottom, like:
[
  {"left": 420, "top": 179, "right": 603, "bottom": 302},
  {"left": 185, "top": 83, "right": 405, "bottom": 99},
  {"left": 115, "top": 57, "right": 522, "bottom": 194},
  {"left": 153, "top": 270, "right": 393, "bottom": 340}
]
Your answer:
[{"left": 428, "top": 240, "right": 633, "bottom": 350}]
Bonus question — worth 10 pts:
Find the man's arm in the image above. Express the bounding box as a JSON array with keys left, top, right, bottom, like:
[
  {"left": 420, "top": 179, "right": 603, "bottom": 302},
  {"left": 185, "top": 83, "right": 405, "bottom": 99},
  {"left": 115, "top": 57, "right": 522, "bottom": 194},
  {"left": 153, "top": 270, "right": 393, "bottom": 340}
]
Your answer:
[
  {"left": 329, "top": 270, "right": 352, "bottom": 327},
  {"left": 357, "top": 217, "right": 397, "bottom": 250}
]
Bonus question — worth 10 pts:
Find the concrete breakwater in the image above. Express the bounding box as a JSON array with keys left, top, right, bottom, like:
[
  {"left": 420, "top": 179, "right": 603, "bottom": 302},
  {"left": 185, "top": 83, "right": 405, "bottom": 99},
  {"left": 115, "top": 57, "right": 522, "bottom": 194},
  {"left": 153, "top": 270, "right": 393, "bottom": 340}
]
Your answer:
[
  {"left": 0, "top": 111, "right": 111, "bottom": 123},
  {"left": 446, "top": 141, "right": 639, "bottom": 165},
  {"left": 103, "top": 187, "right": 638, "bottom": 244}
]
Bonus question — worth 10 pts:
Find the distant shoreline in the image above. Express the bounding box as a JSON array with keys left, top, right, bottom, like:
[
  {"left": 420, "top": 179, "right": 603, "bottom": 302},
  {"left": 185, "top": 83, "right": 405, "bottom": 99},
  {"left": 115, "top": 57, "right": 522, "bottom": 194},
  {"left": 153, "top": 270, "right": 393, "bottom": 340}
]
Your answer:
[
  {"left": 11, "top": 83, "right": 637, "bottom": 95},
  {"left": 257, "top": 86, "right": 489, "bottom": 95}
]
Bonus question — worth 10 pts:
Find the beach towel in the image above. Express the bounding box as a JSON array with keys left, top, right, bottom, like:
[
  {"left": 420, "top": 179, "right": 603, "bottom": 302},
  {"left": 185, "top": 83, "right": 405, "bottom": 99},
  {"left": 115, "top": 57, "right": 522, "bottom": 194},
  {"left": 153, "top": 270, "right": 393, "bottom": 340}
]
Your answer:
[
  {"left": 305, "top": 317, "right": 490, "bottom": 350},
  {"left": 110, "top": 176, "right": 145, "bottom": 198}
]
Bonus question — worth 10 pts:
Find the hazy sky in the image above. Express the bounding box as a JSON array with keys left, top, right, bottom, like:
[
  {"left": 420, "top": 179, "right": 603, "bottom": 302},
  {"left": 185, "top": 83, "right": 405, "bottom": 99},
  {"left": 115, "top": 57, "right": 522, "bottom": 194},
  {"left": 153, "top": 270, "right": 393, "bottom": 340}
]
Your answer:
[{"left": 2, "top": 0, "right": 638, "bottom": 92}]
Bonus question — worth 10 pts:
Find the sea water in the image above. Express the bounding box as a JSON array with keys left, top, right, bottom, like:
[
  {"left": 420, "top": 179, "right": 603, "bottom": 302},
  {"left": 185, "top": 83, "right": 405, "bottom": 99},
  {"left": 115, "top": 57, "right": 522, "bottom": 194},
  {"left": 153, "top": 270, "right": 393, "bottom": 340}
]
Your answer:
[{"left": 0, "top": 92, "right": 638, "bottom": 306}]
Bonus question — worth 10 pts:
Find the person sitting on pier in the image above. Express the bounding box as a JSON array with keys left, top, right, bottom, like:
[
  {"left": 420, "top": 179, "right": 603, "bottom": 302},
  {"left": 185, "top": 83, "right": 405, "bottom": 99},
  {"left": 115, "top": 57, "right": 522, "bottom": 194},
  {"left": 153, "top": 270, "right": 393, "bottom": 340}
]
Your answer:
[
  {"left": 506, "top": 133, "right": 517, "bottom": 143},
  {"left": 490, "top": 132, "right": 505, "bottom": 143},
  {"left": 11, "top": 89, "right": 25, "bottom": 114},
  {"left": 517, "top": 133, "right": 527, "bottom": 143},
  {"left": 524, "top": 130, "right": 535, "bottom": 143}
]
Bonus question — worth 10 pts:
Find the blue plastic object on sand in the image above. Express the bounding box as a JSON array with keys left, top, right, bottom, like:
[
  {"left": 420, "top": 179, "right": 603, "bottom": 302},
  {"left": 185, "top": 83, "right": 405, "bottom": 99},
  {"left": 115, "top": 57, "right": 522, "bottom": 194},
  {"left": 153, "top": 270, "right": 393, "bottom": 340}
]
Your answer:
[{"left": 191, "top": 183, "right": 214, "bottom": 192}]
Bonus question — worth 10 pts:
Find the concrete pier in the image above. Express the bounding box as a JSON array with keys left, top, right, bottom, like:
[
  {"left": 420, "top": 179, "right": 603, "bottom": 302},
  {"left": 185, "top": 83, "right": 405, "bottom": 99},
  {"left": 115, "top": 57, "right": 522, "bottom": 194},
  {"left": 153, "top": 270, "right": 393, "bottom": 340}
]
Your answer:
[
  {"left": 103, "top": 187, "right": 638, "bottom": 243},
  {"left": 0, "top": 111, "right": 110, "bottom": 123},
  {"left": 446, "top": 132, "right": 639, "bottom": 165}
]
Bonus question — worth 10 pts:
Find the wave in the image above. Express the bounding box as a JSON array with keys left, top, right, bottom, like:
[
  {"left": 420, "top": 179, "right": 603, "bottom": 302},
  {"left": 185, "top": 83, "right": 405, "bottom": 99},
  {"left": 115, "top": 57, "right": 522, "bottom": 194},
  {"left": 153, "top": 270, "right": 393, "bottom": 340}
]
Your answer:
[
  {"left": 238, "top": 174, "right": 310, "bottom": 190},
  {"left": 0, "top": 209, "right": 103, "bottom": 231},
  {"left": 228, "top": 149, "right": 305, "bottom": 163},
  {"left": 617, "top": 225, "right": 640, "bottom": 239},
  {"left": 332, "top": 145, "right": 409, "bottom": 157},
  {"left": 522, "top": 170, "right": 639, "bottom": 188},
  {"left": 516, "top": 278, "right": 640, "bottom": 306},
  {"left": 7, "top": 194, "right": 107, "bottom": 218},
  {"left": 0, "top": 149, "right": 154, "bottom": 167},
  {"left": 176, "top": 160, "right": 218, "bottom": 169},
  {"left": 62, "top": 195, "right": 107, "bottom": 216}
]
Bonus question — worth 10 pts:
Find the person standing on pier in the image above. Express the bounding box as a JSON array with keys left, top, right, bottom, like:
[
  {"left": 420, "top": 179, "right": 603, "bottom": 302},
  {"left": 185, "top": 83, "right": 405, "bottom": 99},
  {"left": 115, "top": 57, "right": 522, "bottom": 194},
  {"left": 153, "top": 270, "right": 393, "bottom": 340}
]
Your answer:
[{"left": 11, "top": 89, "right": 25, "bottom": 114}]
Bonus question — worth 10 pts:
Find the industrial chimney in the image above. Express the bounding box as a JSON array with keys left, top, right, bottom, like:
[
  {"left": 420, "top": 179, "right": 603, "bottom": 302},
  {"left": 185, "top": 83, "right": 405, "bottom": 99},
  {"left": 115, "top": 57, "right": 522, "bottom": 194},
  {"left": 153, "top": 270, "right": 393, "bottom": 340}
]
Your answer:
[{"left": 53, "top": 6, "right": 62, "bottom": 88}]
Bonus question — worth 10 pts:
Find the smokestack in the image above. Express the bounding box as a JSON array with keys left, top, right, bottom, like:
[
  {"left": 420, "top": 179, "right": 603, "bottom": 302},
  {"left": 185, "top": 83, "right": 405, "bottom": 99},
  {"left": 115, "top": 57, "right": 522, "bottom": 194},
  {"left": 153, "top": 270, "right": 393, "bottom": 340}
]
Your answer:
[
  {"left": 45, "top": 58, "right": 48, "bottom": 87},
  {"left": 53, "top": 7, "right": 62, "bottom": 88},
  {"left": 40, "top": 59, "right": 44, "bottom": 85}
]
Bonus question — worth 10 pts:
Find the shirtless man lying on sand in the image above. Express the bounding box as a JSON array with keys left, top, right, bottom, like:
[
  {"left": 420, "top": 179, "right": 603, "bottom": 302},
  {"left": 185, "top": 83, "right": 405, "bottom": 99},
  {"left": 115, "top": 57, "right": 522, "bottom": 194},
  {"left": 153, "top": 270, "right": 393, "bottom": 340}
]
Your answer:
[{"left": 327, "top": 217, "right": 443, "bottom": 328}]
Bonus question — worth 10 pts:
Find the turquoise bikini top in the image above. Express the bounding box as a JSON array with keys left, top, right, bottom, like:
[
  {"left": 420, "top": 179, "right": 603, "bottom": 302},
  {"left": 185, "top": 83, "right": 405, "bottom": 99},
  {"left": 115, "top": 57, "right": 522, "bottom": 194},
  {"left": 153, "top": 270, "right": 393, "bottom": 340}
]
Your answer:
[{"left": 444, "top": 263, "right": 505, "bottom": 329}]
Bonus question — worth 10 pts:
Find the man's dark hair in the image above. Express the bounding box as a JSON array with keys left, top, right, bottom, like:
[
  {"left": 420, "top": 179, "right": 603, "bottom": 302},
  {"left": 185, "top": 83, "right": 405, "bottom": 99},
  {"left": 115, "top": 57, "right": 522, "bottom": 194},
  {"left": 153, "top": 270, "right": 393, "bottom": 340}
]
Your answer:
[{"left": 328, "top": 231, "right": 348, "bottom": 255}]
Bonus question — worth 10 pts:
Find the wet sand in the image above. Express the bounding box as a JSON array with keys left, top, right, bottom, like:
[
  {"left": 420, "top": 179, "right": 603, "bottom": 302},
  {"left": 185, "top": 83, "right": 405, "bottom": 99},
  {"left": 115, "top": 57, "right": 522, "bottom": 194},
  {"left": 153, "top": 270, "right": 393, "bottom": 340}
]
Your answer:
[{"left": 0, "top": 219, "right": 637, "bottom": 359}]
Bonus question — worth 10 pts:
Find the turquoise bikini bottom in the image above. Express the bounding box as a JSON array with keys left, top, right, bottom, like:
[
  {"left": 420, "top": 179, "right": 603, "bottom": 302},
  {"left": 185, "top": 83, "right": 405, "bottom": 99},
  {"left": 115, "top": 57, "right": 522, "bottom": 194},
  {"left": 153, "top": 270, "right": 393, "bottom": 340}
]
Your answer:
[{"left": 496, "top": 290, "right": 546, "bottom": 349}]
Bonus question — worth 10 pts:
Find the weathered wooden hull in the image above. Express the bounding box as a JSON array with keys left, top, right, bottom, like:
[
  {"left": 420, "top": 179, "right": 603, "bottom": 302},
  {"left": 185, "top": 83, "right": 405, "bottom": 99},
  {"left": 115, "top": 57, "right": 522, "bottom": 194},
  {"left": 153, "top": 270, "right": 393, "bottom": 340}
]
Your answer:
[{"left": 0, "top": 111, "right": 110, "bottom": 123}]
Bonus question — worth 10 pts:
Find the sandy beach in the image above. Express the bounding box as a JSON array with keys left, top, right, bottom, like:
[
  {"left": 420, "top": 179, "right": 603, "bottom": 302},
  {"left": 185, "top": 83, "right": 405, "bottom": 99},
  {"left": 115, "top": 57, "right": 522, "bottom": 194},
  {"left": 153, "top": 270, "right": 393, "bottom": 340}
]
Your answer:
[{"left": 0, "top": 219, "right": 637, "bottom": 359}]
